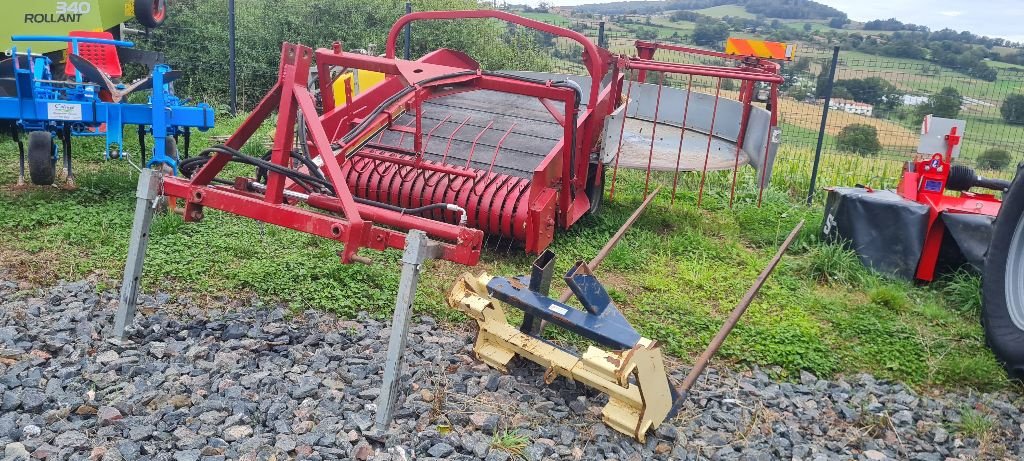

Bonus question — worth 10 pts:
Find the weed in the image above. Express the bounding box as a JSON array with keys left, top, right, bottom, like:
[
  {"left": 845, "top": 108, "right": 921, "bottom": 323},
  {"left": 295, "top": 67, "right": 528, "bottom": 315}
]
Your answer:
[
  {"left": 869, "top": 284, "right": 910, "bottom": 311},
  {"left": 797, "top": 242, "right": 868, "bottom": 285},
  {"left": 956, "top": 406, "right": 994, "bottom": 440},
  {"left": 938, "top": 270, "right": 983, "bottom": 315},
  {"left": 490, "top": 429, "right": 529, "bottom": 458}
]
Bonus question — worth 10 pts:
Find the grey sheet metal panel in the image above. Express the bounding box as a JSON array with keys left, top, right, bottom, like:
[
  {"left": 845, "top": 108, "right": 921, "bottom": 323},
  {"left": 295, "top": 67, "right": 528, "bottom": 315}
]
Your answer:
[
  {"left": 743, "top": 106, "right": 780, "bottom": 185},
  {"left": 941, "top": 212, "right": 995, "bottom": 271}
]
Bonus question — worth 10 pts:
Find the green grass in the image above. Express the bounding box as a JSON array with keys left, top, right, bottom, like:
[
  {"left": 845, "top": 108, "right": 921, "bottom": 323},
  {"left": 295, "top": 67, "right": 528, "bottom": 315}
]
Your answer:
[
  {"left": 490, "top": 429, "right": 529, "bottom": 458},
  {"left": 956, "top": 406, "right": 995, "bottom": 440},
  {"left": 0, "top": 113, "right": 1013, "bottom": 392}
]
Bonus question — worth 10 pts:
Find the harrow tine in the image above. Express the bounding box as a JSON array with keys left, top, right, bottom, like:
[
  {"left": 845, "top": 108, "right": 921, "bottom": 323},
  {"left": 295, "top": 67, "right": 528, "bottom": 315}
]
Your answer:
[
  {"left": 465, "top": 121, "right": 495, "bottom": 168},
  {"left": 697, "top": 77, "right": 723, "bottom": 208},
  {"left": 644, "top": 72, "right": 665, "bottom": 197},
  {"left": 670, "top": 75, "right": 693, "bottom": 206},
  {"left": 472, "top": 123, "right": 517, "bottom": 195},
  {"left": 609, "top": 68, "right": 636, "bottom": 201}
]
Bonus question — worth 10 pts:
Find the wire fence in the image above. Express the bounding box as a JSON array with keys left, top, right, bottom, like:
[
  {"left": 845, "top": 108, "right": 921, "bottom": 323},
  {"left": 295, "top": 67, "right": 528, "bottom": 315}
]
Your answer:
[{"left": 134, "top": 3, "right": 1024, "bottom": 201}]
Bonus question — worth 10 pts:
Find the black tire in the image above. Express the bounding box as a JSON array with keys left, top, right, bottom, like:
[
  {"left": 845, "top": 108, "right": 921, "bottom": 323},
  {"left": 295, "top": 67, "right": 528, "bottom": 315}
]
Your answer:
[
  {"left": 27, "top": 131, "right": 55, "bottom": 186},
  {"left": 982, "top": 163, "right": 1024, "bottom": 380},
  {"left": 134, "top": 0, "right": 168, "bottom": 28}
]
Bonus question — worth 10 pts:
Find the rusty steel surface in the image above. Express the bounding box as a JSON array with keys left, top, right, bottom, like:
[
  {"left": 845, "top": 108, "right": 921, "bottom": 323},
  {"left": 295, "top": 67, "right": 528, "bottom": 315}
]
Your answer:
[{"left": 614, "top": 118, "right": 748, "bottom": 172}]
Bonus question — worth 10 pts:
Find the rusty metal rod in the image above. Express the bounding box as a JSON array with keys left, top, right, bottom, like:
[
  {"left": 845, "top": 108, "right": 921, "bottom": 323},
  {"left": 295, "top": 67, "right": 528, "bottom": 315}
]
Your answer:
[
  {"left": 673, "top": 220, "right": 804, "bottom": 407},
  {"left": 557, "top": 187, "right": 661, "bottom": 303}
]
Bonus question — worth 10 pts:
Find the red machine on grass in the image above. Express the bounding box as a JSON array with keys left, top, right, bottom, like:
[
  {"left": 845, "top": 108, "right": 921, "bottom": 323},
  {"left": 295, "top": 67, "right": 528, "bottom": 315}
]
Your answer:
[
  {"left": 824, "top": 116, "right": 1009, "bottom": 282},
  {"left": 152, "top": 11, "right": 786, "bottom": 265},
  {"left": 895, "top": 116, "right": 1008, "bottom": 281},
  {"left": 112, "top": 11, "right": 795, "bottom": 441}
]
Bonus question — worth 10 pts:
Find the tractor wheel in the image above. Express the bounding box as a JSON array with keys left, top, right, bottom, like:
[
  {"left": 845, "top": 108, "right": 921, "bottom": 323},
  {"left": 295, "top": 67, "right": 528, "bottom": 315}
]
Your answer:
[
  {"left": 27, "top": 131, "right": 56, "bottom": 186},
  {"left": 982, "top": 163, "right": 1024, "bottom": 380},
  {"left": 135, "top": 0, "right": 168, "bottom": 28}
]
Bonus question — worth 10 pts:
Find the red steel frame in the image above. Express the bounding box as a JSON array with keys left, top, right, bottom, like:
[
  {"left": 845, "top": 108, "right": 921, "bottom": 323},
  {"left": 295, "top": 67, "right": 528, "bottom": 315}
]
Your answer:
[
  {"left": 619, "top": 41, "right": 784, "bottom": 207},
  {"left": 161, "top": 10, "right": 618, "bottom": 265},
  {"left": 896, "top": 126, "right": 1002, "bottom": 281}
]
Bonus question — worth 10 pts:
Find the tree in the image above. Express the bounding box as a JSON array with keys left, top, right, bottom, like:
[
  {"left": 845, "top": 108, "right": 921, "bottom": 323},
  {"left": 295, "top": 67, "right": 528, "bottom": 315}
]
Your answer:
[
  {"left": 829, "top": 16, "right": 850, "bottom": 29},
  {"left": 803, "top": 23, "right": 813, "bottom": 32},
  {"left": 977, "top": 148, "right": 1012, "bottom": 170},
  {"left": 837, "top": 124, "right": 882, "bottom": 155},
  {"left": 918, "top": 87, "right": 962, "bottom": 118},
  {"left": 834, "top": 77, "right": 903, "bottom": 112},
  {"left": 1001, "top": 94, "right": 1024, "bottom": 125},
  {"left": 692, "top": 22, "right": 729, "bottom": 47}
]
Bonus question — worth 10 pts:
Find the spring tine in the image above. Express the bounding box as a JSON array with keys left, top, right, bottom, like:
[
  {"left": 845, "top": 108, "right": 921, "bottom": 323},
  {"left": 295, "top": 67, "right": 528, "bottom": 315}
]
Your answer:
[
  {"left": 422, "top": 114, "right": 453, "bottom": 154},
  {"left": 424, "top": 116, "right": 472, "bottom": 188},
  {"left": 609, "top": 68, "right": 636, "bottom": 201},
  {"left": 644, "top": 72, "right": 665, "bottom": 197},
  {"left": 472, "top": 123, "right": 517, "bottom": 195},
  {"left": 440, "top": 116, "right": 471, "bottom": 165},
  {"left": 697, "top": 78, "right": 723, "bottom": 208},
  {"left": 465, "top": 121, "right": 495, "bottom": 168},
  {"left": 671, "top": 75, "right": 693, "bottom": 205}
]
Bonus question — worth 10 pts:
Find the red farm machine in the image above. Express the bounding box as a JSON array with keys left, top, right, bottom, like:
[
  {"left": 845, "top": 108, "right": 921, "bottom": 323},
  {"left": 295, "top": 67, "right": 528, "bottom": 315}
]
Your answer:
[
  {"left": 823, "top": 115, "right": 1024, "bottom": 379},
  {"left": 111, "top": 11, "right": 796, "bottom": 441}
]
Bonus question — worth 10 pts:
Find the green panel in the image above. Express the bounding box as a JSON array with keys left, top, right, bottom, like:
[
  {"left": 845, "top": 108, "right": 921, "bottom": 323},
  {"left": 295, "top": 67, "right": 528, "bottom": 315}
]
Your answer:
[{"left": 1, "top": 0, "right": 132, "bottom": 54}]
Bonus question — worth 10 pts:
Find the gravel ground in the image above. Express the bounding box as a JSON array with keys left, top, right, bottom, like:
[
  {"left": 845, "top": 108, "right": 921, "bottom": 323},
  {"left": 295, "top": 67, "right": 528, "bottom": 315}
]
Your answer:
[{"left": 0, "top": 278, "right": 1022, "bottom": 461}]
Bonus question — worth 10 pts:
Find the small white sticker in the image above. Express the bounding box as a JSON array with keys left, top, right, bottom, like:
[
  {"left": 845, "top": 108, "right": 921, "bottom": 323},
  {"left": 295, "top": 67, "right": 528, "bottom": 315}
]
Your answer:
[
  {"left": 47, "top": 103, "right": 82, "bottom": 121},
  {"left": 548, "top": 304, "right": 568, "bottom": 315}
]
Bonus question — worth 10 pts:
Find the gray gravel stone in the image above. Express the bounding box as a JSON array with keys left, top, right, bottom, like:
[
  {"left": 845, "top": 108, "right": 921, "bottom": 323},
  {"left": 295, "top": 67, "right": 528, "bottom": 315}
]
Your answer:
[{"left": 0, "top": 279, "right": 1019, "bottom": 461}]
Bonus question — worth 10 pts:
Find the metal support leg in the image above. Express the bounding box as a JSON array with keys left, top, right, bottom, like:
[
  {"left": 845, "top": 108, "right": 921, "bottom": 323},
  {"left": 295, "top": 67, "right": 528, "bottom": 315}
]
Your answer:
[
  {"left": 112, "top": 169, "right": 163, "bottom": 339},
  {"left": 61, "top": 125, "right": 74, "bottom": 188},
  {"left": 13, "top": 128, "right": 25, "bottom": 186},
  {"left": 374, "top": 230, "right": 440, "bottom": 433}
]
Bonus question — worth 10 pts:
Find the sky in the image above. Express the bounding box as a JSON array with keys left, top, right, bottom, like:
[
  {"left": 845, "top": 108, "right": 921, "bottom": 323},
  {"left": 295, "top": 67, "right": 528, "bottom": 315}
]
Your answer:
[{"left": 533, "top": 0, "right": 1024, "bottom": 44}]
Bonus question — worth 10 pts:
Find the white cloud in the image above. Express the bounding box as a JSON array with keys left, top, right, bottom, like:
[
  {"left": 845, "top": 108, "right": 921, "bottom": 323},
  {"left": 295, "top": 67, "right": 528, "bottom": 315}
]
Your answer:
[{"left": 939, "top": 11, "right": 962, "bottom": 17}]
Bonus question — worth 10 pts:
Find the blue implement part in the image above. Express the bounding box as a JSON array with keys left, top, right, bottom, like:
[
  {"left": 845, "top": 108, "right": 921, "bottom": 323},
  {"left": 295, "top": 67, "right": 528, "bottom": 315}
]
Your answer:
[{"left": 487, "top": 258, "right": 642, "bottom": 350}]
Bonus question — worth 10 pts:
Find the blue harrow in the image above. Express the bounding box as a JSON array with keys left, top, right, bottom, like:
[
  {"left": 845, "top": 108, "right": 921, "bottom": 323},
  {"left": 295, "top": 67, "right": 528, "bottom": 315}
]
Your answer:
[{"left": 0, "top": 34, "right": 214, "bottom": 186}]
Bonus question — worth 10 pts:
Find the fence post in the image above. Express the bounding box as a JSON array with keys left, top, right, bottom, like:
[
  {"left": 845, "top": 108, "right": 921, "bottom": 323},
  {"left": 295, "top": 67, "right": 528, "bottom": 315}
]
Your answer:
[
  {"left": 228, "top": 0, "right": 237, "bottom": 115},
  {"left": 598, "top": 21, "right": 606, "bottom": 48},
  {"left": 404, "top": 2, "right": 412, "bottom": 60},
  {"left": 806, "top": 46, "right": 840, "bottom": 205}
]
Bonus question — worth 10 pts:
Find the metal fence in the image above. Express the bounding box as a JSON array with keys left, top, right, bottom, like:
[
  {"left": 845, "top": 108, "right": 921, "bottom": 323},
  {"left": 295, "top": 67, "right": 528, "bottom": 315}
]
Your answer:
[{"left": 135, "top": 4, "right": 1024, "bottom": 202}]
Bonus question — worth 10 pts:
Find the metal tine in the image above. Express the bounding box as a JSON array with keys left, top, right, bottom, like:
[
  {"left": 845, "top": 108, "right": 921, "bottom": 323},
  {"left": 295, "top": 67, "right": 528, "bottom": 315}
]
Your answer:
[
  {"left": 609, "top": 68, "right": 636, "bottom": 201},
  {"left": 464, "top": 121, "right": 495, "bottom": 168},
  {"left": 644, "top": 71, "right": 665, "bottom": 197},
  {"left": 697, "top": 77, "right": 723, "bottom": 208},
  {"left": 671, "top": 74, "right": 694, "bottom": 205},
  {"left": 472, "top": 123, "right": 517, "bottom": 195},
  {"left": 399, "top": 114, "right": 451, "bottom": 182},
  {"left": 424, "top": 115, "right": 472, "bottom": 188}
]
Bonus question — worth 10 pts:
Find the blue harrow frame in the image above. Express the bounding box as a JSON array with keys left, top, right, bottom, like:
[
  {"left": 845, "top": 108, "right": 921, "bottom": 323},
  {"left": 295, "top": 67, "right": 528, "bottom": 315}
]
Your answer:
[{"left": 0, "top": 35, "right": 214, "bottom": 186}]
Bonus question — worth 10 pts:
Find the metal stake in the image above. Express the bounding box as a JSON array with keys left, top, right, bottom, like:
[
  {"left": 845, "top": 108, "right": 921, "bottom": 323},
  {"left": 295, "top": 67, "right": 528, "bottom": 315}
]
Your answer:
[
  {"left": 113, "top": 169, "right": 163, "bottom": 339},
  {"left": 374, "top": 230, "right": 440, "bottom": 433},
  {"left": 807, "top": 46, "right": 840, "bottom": 205}
]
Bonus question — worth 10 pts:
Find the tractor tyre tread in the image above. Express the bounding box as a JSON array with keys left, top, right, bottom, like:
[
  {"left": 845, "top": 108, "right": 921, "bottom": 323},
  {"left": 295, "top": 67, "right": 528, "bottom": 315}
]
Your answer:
[
  {"left": 27, "top": 131, "right": 55, "bottom": 186},
  {"left": 982, "top": 163, "right": 1024, "bottom": 380}
]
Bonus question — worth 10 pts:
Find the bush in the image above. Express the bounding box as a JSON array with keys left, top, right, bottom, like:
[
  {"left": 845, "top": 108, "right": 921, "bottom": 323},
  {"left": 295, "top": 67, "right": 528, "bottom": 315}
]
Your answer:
[
  {"left": 837, "top": 124, "right": 882, "bottom": 155},
  {"left": 977, "top": 148, "right": 1013, "bottom": 170},
  {"left": 1001, "top": 94, "right": 1024, "bottom": 125}
]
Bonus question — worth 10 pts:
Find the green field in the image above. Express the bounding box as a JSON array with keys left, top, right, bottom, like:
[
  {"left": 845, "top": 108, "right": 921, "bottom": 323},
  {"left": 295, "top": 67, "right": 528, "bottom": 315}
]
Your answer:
[{"left": 693, "top": 4, "right": 755, "bottom": 19}]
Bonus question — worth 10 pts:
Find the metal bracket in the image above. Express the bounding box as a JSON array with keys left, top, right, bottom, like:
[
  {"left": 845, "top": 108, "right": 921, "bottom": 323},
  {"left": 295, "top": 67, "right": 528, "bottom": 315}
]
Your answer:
[
  {"left": 112, "top": 168, "right": 163, "bottom": 339},
  {"left": 373, "top": 230, "right": 443, "bottom": 433}
]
